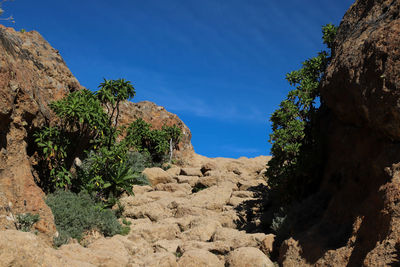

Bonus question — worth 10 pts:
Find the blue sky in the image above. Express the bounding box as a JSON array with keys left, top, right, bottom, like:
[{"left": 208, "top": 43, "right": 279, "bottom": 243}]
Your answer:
[{"left": 4, "top": 0, "right": 352, "bottom": 158}]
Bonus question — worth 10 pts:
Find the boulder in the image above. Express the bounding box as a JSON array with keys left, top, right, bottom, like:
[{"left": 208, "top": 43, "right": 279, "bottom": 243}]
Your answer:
[
  {"left": 154, "top": 183, "right": 192, "bottom": 194},
  {"left": 181, "top": 167, "right": 203, "bottom": 177},
  {"left": 177, "top": 249, "right": 224, "bottom": 267},
  {"left": 142, "top": 168, "right": 173, "bottom": 186},
  {"left": 200, "top": 162, "right": 217, "bottom": 174},
  {"left": 226, "top": 247, "right": 274, "bottom": 267},
  {"left": 176, "top": 175, "right": 199, "bottom": 187},
  {"left": 143, "top": 252, "right": 178, "bottom": 267},
  {"left": 181, "top": 218, "right": 221, "bottom": 242},
  {"left": 166, "top": 166, "right": 181, "bottom": 177}
]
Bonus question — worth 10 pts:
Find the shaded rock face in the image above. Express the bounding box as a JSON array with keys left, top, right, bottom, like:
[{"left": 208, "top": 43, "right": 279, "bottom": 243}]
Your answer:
[
  {"left": 0, "top": 25, "right": 194, "bottom": 241},
  {"left": 279, "top": 0, "right": 400, "bottom": 266}
]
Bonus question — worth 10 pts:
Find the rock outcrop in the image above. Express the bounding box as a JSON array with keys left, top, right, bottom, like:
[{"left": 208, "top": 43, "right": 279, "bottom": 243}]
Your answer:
[
  {"left": 118, "top": 101, "right": 193, "bottom": 156},
  {"left": 0, "top": 155, "right": 274, "bottom": 266},
  {"left": 279, "top": 0, "right": 400, "bottom": 266},
  {"left": 0, "top": 25, "right": 193, "bottom": 241},
  {"left": 0, "top": 25, "right": 81, "bottom": 240}
]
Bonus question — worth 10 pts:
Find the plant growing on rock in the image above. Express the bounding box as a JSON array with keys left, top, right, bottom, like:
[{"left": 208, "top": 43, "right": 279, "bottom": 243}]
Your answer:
[
  {"left": 267, "top": 24, "right": 337, "bottom": 203},
  {"left": 46, "top": 190, "right": 123, "bottom": 246},
  {"left": 16, "top": 213, "right": 40, "bottom": 232},
  {"left": 34, "top": 78, "right": 180, "bottom": 201},
  {"left": 125, "top": 118, "right": 182, "bottom": 163}
]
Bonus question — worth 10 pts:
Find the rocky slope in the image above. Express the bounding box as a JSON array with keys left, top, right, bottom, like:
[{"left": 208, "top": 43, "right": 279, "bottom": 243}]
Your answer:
[
  {"left": 0, "top": 26, "right": 193, "bottom": 241},
  {"left": 279, "top": 0, "right": 400, "bottom": 266},
  {"left": 0, "top": 155, "right": 275, "bottom": 266}
]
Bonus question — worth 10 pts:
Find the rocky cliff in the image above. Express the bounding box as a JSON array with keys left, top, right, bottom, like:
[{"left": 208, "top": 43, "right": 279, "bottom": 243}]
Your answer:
[
  {"left": 0, "top": 26, "right": 193, "bottom": 241},
  {"left": 280, "top": 0, "right": 400, "bottom": 266}
]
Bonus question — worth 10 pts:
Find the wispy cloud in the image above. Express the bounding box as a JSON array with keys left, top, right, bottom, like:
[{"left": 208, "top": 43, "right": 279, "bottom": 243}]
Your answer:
[
  {"left": 142, "top": 85, "right": 267, "bottom": 123},
  {"left": 220, "top": 144, "right": 264, "bottom": 155}
]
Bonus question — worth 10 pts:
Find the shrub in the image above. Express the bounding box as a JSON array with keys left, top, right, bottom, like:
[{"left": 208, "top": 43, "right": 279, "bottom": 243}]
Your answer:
[
  {"left": 16, "top": 213, "right": 40, "bottom": 232},
  {"left": 267, "top": 24, "right": 337, "bottom": 203},
  {"left": 125, "top": 118, "right": 182, "bottom": 163},
  {"left": 45, "top": 190, "right": 123, "bottom": 246},
  {"left": 34, "top": 78, "right": 180, "bottom": 202},
  {"left": 78, "top": 148, "right": 150, "bottom": 199}
]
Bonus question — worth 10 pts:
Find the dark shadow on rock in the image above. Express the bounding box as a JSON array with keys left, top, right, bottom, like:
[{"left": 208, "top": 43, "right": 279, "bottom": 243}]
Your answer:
[{"left": 233, "top": 183, "right": 270, "bottom": 233}]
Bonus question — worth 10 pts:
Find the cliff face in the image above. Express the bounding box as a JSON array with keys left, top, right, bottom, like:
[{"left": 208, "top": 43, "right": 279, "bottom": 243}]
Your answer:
[
  {"left": 0, "top": 25, "right": 81, "bottom": 240},
  {"left": 0, "top": 26, "right": 193, "bottom": 240},
  {"left": 279, "top": 0, "right": 400, "bottom": 266}
]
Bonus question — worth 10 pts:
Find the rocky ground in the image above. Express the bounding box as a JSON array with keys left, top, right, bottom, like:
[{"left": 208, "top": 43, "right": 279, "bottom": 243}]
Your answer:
[{"left": 0, "top": 154, "right": 277, "bottom": 267}]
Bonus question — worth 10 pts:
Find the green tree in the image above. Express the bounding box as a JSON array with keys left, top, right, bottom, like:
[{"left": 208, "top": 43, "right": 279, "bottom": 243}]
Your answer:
[
  {"left": 34, "top": 78, "right": 181, "bottom": 198},
  {"left": 96, "top": 78, "right": 135, "bottom": 148},
  {"left": 267, "top": 24, "right": 337, "bottom": 203}
]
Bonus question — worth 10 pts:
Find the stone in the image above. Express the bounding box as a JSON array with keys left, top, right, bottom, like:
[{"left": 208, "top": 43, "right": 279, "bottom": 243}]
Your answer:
[
  {"left": 166, "top": 166, "right": 181, "bottom": 177},
  {"left": 200, "top": 162, "right": 217, "bottom": 174},
  {"left": 182, "top": 218, "right": 221, "bottom": 242},
  {"left": 228, "top": 196, "right": 255, "bottom": 207},
  {"left": 155, "top": 182, "right": 192, "bottom": 194},
  {"left": 261, "top": 234, "right": 275, "bottom": 255},
  {"left": 176, "top": 175, "right": 199, "bottom": 187},
  {"left": 226, "top": 247, "right": 274, "bottom": 267},
  {"left": 177, "top": 249, "right": 224, "bottom": 267},
  {"left": 197, "top": 175, "right": 221, "bottom": 187},
  {"left": 232, "top": 190, "right": 255, "bottom": 198},
  {"left": 143, "top": 252, "right": 178, "bottom": 267},
  {"left": 180, "top": 167, "right": 203, "bottom": 177},
  {"left": 132, "top": 221, "right": 181, "bottom": 242},
  {"left": 132, "top": 185, "right": 153, "bottom": 195},
  {"left": 189, "top": 182, "right": 234, "bottom": 211},
  {"left": 212, "top": 227, "right": 259, "bottom": 249},
  {"left": 153, "top": 239, "right": 183, "bottom": 254},
  {"left": 143, "top": 168, "right": 174, "bottom": 186}
]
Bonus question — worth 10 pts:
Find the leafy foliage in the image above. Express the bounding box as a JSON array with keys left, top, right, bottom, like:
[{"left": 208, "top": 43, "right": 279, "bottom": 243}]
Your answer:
[
  {"left": 96, "top": 78, "right": 135, "bottom": 147},
  {"left": 46, "top": 190, "right": 123, "bottom": 246},
  {"left": 125, "top": 118, "right": 182, "bottom": 163},
  {"left": 16, "top": 213, "right": 40, "bottom": 232},
  {"left": 49, "top": 89, "right": 108, "bottom": 136},
  {"left": 34, "top": 79, "right": 180, "bottom": 202},
  {"left": 78, "top": 147, "right": 150, "bottom": 200},
  {"left": 33, "top": 126, "right": 71, "bottom": 190},
  {"left": 267, "top": 24, "right": 337, "bottom": 202}
]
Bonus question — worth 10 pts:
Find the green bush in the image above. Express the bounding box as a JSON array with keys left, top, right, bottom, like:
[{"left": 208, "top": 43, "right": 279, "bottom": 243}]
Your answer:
[
  {"left": 125, "top": 118, "right": 182, "bottom": 163},
  {"left": 16, "top": 213, "right": 40, "bottom": 232},
  {"left": 34, "top": 78, "right": 181, "bottom": 202},
  {"left": 78, "top": 148, "right": 150, "bottom": 200},
  {"left": 267, "top": 24, "right": 337, "bottom": 203},
  {"left": 45, "top": 190, "right": 123, "bottom": 246}
]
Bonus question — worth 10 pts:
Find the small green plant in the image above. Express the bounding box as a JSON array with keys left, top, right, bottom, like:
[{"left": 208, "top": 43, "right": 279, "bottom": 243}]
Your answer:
[
  {"left": 175, "top": 251, "right": 183, "bottom": 258},
  {"left": 20, "top": 28, "right": 26, "bottom": 33},
  {"left": 46, "top": 190, "right": 123, "bottom": 247},
  {"left": 122, "top": 218, "right": 132, "bottom": 226},
  {"left": 191, "top": 183, "right": 208, "bottom": 193},
  {"left": 16, "top": 213, "right": 40, "bottom": 232},
  {"left": 120, "top": 226, "right": 130, "bottom": 236}
]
